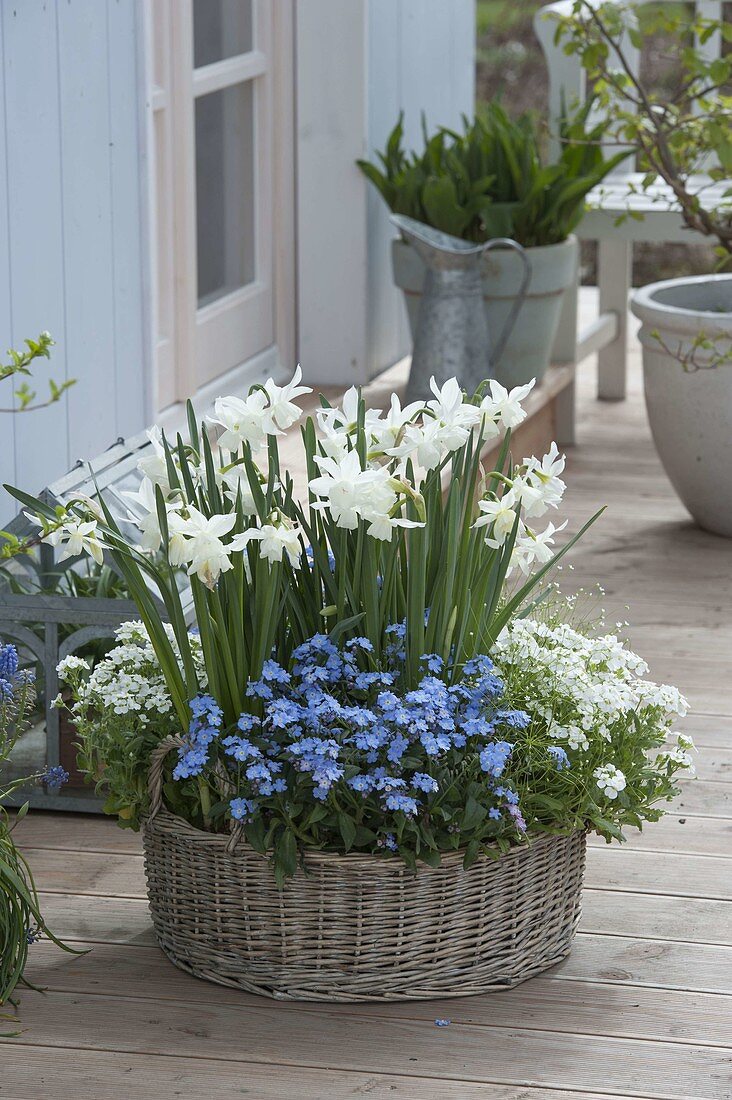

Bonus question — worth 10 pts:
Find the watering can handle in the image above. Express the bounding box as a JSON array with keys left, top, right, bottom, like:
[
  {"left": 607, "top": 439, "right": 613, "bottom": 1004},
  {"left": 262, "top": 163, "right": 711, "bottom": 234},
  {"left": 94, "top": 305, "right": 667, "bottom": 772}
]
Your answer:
[{"left": 482, "top": 238, "right": 531, "bottom": 371}]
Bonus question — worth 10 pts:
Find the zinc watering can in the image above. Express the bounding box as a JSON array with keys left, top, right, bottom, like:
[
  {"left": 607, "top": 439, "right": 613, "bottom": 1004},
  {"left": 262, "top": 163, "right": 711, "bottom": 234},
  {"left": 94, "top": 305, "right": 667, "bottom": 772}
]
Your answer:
[{"left": 390, "top": 214, "right": 531, "bottom": 402}]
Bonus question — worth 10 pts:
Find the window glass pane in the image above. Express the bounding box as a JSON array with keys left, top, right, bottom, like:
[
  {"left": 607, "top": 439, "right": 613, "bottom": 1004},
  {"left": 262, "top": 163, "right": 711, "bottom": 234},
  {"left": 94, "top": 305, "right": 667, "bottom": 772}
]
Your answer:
[
  {"left": 195, "top": 82, "right": 255, "bottom": 306},
  {"left": 193, "top": 0, "right": 253, "bottom": 68}
]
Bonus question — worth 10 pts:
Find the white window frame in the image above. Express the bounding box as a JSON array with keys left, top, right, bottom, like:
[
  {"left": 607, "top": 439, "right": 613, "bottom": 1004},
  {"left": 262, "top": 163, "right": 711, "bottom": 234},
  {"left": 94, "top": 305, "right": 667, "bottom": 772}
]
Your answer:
[{"left": 145, "top": 0, "right": 295, "bottom": 426}]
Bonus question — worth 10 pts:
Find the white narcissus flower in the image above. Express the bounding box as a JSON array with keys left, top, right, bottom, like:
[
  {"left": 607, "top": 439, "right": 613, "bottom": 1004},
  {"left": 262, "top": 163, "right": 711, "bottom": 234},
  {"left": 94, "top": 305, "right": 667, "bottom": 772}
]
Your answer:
[
  {"left": 509, "top": 474, "right": 547, "bottom": 518},
  {"left": 124, "top": 477, "right": 168, "bottom": 553},
  {"left": 167, "top": 507, "right": 237, "bottom": 588},
  {"left": 232, "top": 517, "right": 303, "bottom": 567},
  {"left": 386, "top": 419, "right": 444, "bottom": 471},
  {"left": 521, "top": 442, "right": 566, "bottom": 515},
  {"left": 309, "top": 451, "right": 395, "bottom": 530},
  {"left": 209, "top": 390, "right": 271, "bottom": 452},
  {"left": 316, "top": 386, "right": 361, "bottom": 436},
  {"left": 365, "top": 514, "right": 424, "bottom": 542},
  {"left": 138, "top": 426, "right": 176, "bottom": 490},
  {"left": 386, "top": 377, "right": 484, "bottom": 471},
  {"left": 369, "top": 393, "right": 422, "bottom": 452},
  {"left": 511, "top": 520, "right": 567, "bottom": 575},
  {"left": 473, "top": 488, "right": 520, "bottom": 547},
  {"left": 262, "top": 365, "right": 311, "bottom": 432},
  {"left": 480, "top": 379, "right": 535, "bottom": 429},
  {"left": 217, "top": 462, "right": 258, "bottom": 514},
  {"left": 56, "top": 519, "right": 106, "bottom": 565}
]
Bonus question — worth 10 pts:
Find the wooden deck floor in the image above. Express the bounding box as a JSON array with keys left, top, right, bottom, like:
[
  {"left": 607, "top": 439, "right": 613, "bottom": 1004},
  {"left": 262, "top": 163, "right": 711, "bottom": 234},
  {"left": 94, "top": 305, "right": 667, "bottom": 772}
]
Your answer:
[{"left": 4, "top": 334, "right": 732, "bottom": 1099}]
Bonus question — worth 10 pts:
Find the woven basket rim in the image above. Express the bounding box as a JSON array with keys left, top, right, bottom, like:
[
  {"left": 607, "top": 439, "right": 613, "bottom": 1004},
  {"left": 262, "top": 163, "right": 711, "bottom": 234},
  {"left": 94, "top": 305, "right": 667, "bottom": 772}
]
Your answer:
[{"left": 143, "top": 806, "right": 583, "bottom": 871}]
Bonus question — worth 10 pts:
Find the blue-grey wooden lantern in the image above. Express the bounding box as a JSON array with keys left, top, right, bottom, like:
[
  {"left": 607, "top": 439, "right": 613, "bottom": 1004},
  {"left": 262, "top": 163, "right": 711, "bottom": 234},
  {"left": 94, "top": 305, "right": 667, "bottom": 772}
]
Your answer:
[{"left": 0, "top": 430, "right": 192, "bottom": 811}]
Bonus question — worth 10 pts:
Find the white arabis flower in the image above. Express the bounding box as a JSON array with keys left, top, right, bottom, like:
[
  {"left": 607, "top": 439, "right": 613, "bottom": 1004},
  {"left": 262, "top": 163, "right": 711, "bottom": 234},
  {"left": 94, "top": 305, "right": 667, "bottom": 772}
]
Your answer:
[
  {"left": 209, "top": 390, "right": 270, "bottom": 452},
  {"left": 657, "top": 747, "right": 696, "bottom": 777},
  {"left": 57, "top": 654, "right": 90, "bottom": 679},
  {"left": 232, "top": 515, "right": 303, "bottom": 567},
  {"left": 480, "top": 379, "right": 535, "bottom": 429},
  {"left": 594, "top": 764, "right": 627, "bottom": 800},
  {"left": 473, "top": 489, "right": 520, "bottom": 547},
  {"left": 262, "top": 366, "right": 311, "bottom": 432}
]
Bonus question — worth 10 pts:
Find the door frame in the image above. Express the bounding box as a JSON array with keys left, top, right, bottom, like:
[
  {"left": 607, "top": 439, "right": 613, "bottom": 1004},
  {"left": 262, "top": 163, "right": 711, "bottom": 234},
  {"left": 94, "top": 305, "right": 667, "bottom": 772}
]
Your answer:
[{"left": 143, "top": 0, "right": 295, "bottom": 428}]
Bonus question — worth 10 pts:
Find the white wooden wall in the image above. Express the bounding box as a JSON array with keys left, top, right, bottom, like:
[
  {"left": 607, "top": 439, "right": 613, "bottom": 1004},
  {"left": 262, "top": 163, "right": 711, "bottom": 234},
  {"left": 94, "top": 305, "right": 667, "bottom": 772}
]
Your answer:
[
  {"left": 296, "top": 0, "right": 475, "bottom": 386},
  {"left": 366, "top": 0, "right": 475, "bottom": 377},
  {"left": 0, "top": 0, "right": 149, "bottom": 499}
]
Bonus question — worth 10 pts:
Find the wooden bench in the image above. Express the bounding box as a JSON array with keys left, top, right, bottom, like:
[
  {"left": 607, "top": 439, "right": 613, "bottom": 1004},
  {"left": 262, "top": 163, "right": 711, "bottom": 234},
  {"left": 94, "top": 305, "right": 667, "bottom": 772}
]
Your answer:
[{"left": 535, "top": 0, "right": 730, "bottom": 402}]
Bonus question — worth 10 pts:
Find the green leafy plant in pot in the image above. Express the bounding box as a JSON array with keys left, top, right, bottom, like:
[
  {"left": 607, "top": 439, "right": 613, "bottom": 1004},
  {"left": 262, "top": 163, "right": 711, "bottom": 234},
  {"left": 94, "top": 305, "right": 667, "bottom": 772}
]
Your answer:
[{"left": 358, "top": 101, "right": 627, "bottom": 387}]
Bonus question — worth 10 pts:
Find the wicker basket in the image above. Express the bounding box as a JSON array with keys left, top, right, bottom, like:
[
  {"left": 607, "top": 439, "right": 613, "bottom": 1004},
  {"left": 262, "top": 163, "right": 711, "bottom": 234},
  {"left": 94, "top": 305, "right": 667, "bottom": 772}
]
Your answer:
[{"left": 142, "top": 736, "right": 587, "bottom": 1002}]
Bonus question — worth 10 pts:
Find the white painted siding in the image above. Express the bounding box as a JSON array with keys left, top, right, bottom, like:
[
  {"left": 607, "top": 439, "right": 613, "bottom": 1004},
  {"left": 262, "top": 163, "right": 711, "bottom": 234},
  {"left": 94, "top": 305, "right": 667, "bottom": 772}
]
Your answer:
[
  {"left": 366, "top": 0, "right": 475, "bottom": 376},
  {"left": 295, "top": 0, "right": 369, "bottom": 387},
  {"left": 296, "top": 0, "right": 475, "bottom": 386},
  {"left": 0, "top": 0, "right": 148, "bottom": 499}
]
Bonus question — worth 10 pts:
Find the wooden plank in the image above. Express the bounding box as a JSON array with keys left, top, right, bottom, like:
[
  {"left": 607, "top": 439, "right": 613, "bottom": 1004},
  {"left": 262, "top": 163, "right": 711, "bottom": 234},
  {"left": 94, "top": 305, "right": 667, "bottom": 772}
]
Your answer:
[
  {"left": 0, "top": 1046, "right": 640, "bottom": 1100},
  {"left": 588, "top": 813, "right": 732, "bottom": 857},
  {"left": 670, "top": 782, "right": 732, "bottom": 819},
  {"left": 6, "top": 989, "right": 731, "bottom": 1099},
  {"left": 12, "top": 812, "right": 144, "bottom": 854},
  {"left": 581, "top": 889, "right": 732, "bottom": 947},
  {"left": 22, "top": 940, "right": 732, "bottom": 1048},
  {"left": 557, "top": 933, "right": 732, "bottom": 994},
  {"left": 21, "top": 848, "right": 146, "bottom": 898},
  {"left": 35, "top": 891, "right": 155, "bottom": 946},
  {"left": 585, "top": 847, "right": 732, "bottom": 900}
]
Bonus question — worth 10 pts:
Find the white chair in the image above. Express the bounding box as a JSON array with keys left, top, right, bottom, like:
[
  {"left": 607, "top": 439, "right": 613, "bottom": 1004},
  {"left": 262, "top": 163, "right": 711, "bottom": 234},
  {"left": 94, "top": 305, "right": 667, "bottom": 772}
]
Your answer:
[{"left": 536, "top": 0, "right": 730, "bottom": 409}]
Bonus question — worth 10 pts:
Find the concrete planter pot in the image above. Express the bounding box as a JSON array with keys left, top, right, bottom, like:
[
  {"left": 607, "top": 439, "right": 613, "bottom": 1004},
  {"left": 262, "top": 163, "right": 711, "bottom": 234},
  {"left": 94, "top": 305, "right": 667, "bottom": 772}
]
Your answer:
[
  {"left": 630, "top": 274, "right": 732, "bottom": 537},
  {"left": 392, "top": 235, "right": 577, "bottom": 387}
]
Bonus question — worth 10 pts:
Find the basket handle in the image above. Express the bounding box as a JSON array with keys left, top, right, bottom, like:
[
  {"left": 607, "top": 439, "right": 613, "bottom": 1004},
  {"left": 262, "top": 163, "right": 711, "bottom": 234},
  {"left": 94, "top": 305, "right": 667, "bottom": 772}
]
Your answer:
[
  {"left": 146, "top": 734, "right": 245, "bottom": 854},
  {"left": 147, "top": 735, "right": 186, "bottom": 820}
]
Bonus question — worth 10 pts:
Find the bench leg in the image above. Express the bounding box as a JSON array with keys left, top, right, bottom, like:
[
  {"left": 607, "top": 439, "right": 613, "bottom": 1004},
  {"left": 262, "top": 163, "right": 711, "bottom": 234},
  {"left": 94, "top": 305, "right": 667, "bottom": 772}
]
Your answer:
[
  {"left": 550, "top": 246, "right": 578, "bottom": 446},
  {"left": 555, "top": 374, "right": 576, "bottom": 447},
  {"left": 597, "top": 239, "right": 631, "bottom": 401},
  {"left": 551, "top": 243, "right": 579, "bottom": 365}
]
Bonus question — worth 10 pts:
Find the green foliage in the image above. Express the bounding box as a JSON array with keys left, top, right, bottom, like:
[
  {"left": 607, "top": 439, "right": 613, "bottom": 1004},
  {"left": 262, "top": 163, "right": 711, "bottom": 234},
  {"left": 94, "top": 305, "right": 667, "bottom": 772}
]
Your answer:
[
  {"left": 357, "top": 101, "right": 628, "bottom": 247},
  {"left": 7, "top": 389, "right": 599, "bottom": 736},
  {"left": 0, "top": 669, "right": 76, "bottom": 1009},
  {"left": 556, "top": 0, "right": 732, "bottom": 255},
  {"left": 0, "top": 332, "right": 75, "bottom": 414}
]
